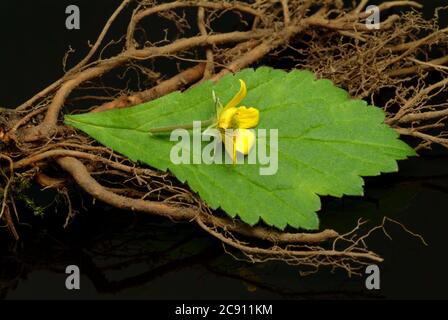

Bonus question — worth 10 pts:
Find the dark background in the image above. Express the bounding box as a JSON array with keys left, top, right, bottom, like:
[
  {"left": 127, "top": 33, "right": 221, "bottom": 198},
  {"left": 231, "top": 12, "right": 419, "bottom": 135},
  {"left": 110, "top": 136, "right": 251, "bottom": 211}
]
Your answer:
[{"left": 1, "top": 0, "right": 448, "bottom": 300}]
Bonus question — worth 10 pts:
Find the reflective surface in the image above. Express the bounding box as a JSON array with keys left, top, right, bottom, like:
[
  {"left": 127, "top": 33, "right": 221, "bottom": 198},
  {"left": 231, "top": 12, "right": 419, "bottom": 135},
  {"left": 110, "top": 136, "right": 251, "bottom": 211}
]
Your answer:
[{"left": 1, "top": 152, "right": 448, "bottom": 299}]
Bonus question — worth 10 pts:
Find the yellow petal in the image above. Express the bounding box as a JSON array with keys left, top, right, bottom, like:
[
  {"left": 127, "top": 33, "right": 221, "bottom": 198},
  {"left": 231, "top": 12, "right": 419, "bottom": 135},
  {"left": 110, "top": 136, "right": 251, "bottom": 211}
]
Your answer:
[
  {"left": 222, "top": 130, "right": 236, "bottom": 163},
  {"left": 233, "top": 135, "right": 237, "bottom": 163},
  {"left": 217, "top": 79, "right": 256, "bottom": 130},
  {"left": 217, "top": 107, "right": 237, "bottom": 129},
  {"left": 222, "top": 129, "right": 255, "bottom": 164},
  {"left": 234, "top": 129, "right": 256, "bottom": 155},
  {"left": 232, "top": 106, "right": 259, "bottom": 129},
  {"left": 223, "top": 79, "right": 247, "bottom": 111}
]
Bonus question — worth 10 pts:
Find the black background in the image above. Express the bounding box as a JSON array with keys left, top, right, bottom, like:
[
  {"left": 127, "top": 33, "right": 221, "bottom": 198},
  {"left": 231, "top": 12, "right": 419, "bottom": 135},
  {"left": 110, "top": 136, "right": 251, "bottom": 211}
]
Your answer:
[{"left": 1, "top": 0, "right": 448, "bottom": 300}]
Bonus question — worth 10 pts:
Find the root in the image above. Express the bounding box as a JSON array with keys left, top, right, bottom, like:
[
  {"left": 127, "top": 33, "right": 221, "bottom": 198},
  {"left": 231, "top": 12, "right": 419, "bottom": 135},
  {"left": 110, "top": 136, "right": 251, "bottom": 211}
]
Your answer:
[
  {"left": 56, "top": 156, "right": 195, "bottom": 220},
  {"left": 197, "top": 215, "right": 425, "bottom": 276},
  {"left": 1, "top": 0, "right": 445, "bottom": 274},
  {"left": 196, "top": 215, "right": 382, "bottom": 277},
  {"left": 0, "top": 154, "right": 19, "bottom": 240},
  {"left": 91, "top": 63, "right": 206, "bottom": 112}
]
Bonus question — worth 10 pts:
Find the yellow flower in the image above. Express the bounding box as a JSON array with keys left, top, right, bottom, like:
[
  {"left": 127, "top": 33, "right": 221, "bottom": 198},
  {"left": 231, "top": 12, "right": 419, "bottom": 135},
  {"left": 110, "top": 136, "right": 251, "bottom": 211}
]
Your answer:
[{"left": 216, "top": 79, "right": 259, "bottom": 163}]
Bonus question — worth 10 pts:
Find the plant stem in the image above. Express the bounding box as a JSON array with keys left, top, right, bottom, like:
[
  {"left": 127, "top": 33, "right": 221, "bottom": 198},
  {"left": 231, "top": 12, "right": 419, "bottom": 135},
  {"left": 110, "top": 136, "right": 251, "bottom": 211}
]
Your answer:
[{"left": 148, "top": 118, "right": 215, "bottom": 134}]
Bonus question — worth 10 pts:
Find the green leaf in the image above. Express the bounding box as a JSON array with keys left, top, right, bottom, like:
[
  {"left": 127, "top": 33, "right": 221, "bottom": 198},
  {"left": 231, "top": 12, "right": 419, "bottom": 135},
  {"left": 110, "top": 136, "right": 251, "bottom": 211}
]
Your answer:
[{"left": 65, "top": 67, "right": 415, "bottom": 230}]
